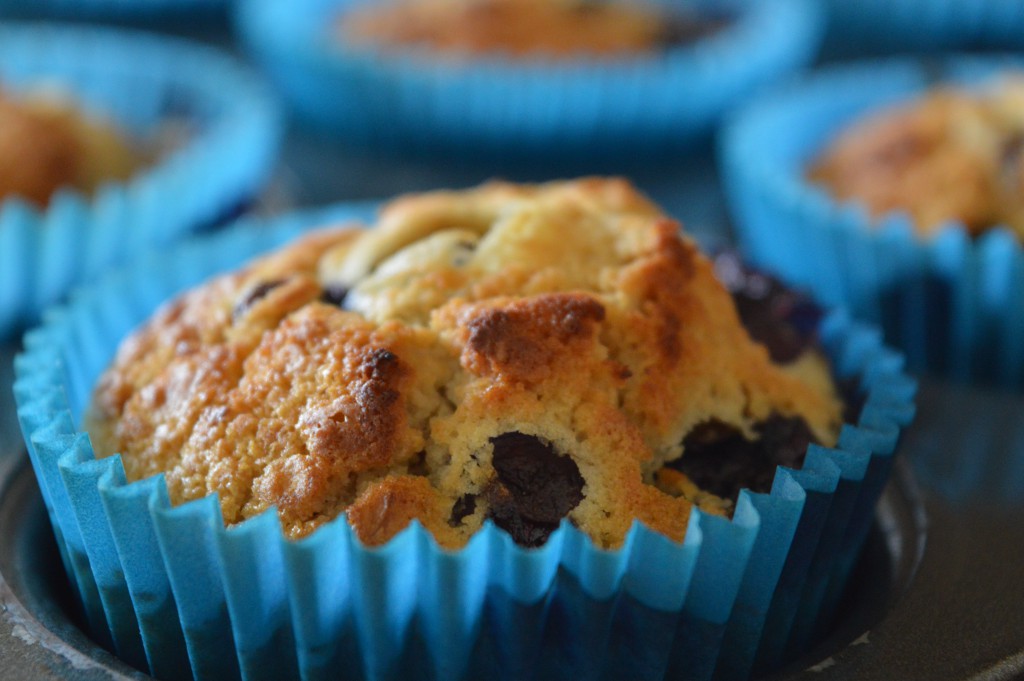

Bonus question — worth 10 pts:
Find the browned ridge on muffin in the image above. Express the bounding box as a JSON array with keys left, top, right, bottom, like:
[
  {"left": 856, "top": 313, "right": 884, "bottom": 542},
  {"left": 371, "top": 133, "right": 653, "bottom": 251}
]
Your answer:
[
  {"left": 0, "top": 88, "right": 139, "bottom": 207},
  {"left": 337, "top": 0, "right": 729, "bottom": 59},
  {"left": 87, "top": 178, "right": 842, "bottom": 549},
  {"left": 809, "top": 77, "right": 1024, "bottom": 240}
]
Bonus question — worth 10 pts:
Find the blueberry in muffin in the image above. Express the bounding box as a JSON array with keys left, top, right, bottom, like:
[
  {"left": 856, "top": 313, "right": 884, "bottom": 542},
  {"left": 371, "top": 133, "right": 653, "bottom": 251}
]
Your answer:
[{"left": 86, "top": 178, "right": 842, "bottom": 550}]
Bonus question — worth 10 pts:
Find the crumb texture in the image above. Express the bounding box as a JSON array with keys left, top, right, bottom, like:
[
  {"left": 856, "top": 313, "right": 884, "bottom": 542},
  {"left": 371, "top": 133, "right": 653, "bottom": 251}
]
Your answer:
[{"left": 88, "top": 178, "right": 842, "bottom": 548}]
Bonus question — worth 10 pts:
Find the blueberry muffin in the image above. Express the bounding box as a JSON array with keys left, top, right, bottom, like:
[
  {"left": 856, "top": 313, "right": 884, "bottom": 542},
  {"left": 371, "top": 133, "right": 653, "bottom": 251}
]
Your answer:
[
  {"left": 809, "top": 77, "right": 1024, "bottom": 239},
  {"left": 86, "top": 178, "right": 842, "bottom": 550},
  {"left": 338, "top": 0, "right": 728, "bottom": 59},
  {"left": 0, "top": 88, "right": 139, "bottom": 207}
]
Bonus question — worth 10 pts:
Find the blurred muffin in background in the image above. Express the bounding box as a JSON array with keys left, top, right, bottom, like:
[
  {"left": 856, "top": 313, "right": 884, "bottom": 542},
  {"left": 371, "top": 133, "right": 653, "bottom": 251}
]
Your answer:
[
  {"left": 809, "top": 77, "right": 1024, "bottom": 240},
  {"left": 0, "top": 23, "right": 282, "bottom": 341},
  {"left": 240, "top": 0, "right": 823, "bottom": 159},
  {"left": 338, "top": 0, "right": 730, "bottom": 59},
  {"left": 0, "top": 89, "right": 140, "bottom": 207},
  {"left": 723, "top": 58, "right": 1024, "bottom": 388}
]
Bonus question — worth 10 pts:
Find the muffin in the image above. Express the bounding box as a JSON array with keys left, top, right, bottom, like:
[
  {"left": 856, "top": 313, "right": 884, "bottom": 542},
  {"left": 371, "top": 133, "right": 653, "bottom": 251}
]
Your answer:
[
  {"left": 238, "top": 0, "right": 823, "bottom": 157},
  {"left": 0, "top": 88, "right": 140, "bottom": 207},
  {"left": 85, "top": 178, "right": 842, "bottom": 551},
  {"left": 723, "top": 57, "right": 1024, "bottom": 387},
  {"left": 338, "top": 0, "right": 729, "bottom": 60},
  {"left": 809, "top": 77, "right": 1024, "bottom": 240},
  {"left": 0, "top": 23, "right": 281, "bottom": 340},
  {"left": 17, "top": 185, "right": 915, "bottom": 681}
]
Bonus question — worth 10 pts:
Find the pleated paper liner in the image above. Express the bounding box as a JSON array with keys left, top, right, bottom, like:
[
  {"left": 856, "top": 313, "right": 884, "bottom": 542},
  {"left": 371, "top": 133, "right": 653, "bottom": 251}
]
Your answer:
[
  {"left": 0, "top": 0, "right": 226, "bottom": 21},
  {"left": 15, "top": 204, "right": 915, "bottom": 681},
  {"left": 721, "top": 55, "right": 1024, "bottom": 391},
  {"left": 819, "top": 0, "right": 1024, "bottom": 59},
  {"left": 0, "top": 22, "right": 283, "bottom": 340},
  {"left": 236, "top": 0, "right": 823, "bottom": 161}
]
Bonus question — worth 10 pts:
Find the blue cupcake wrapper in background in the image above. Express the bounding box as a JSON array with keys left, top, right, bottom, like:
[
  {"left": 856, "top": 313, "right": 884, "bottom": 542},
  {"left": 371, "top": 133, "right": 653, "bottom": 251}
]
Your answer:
[
  {"left": 721, "top": 55, "right": 1024, "bottom": 390},
  {"left": 236, "top": 0, "right": 823, "bottom": 160},
  {"left": 0, "top": 23, "right": 283, "bottom": 341},
  {"left": 819, "top": 0, "right": 1024, "bottom": 59},
  {"left": 14, "top": 203, "right": 916, "bottom": 681},
  {"left": 0, "top": 0, "right": 226, "bottom": 21}
]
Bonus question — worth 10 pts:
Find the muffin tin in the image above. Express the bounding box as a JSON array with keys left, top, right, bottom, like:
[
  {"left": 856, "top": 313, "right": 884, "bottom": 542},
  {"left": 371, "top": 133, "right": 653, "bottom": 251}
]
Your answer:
[{"left": 2, "top": 13, "right": 1024, "bottom": 681}]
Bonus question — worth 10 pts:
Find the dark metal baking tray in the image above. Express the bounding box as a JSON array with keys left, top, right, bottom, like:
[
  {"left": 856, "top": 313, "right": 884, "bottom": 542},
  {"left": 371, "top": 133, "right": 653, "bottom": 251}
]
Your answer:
[{"left": 5, "top": 339, "right": 1024, "bottom": 680}]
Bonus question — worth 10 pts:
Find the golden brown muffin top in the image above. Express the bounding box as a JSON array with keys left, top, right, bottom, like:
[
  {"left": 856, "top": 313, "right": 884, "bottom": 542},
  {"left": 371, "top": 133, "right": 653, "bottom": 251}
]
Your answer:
[
  {"left": 0, "top": 88, "right": 139, "bottom": 208},
  {"left": 809, "top": 78, "right": 1024, "bottom": 239},
  {"left": 338, "top": 0, "right": 725, "bottom": 59},
  {"left": 87, "top": 178, "right": 842, "bottom": 549}
]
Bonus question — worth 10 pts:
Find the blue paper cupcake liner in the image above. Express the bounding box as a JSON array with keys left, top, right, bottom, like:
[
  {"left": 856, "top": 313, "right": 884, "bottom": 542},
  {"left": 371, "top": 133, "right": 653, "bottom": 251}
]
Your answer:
[
  {"left": 819, "top": 0, "right": 1024, "bottom": 59},
  {"left": 0, "top": 23, "right": 283, "bottom": 341},
  {"left": 236, "top": 0, "right": 823, "bottom": 160},
  {"left": 0, "top": 0, "right": 226, "bottom": 21},
  {"left": 721, "top": 55, "right": 1024, "bottom": 390},
  {"left": 14, "top": 203, "right": 915, "bottom": 681}
]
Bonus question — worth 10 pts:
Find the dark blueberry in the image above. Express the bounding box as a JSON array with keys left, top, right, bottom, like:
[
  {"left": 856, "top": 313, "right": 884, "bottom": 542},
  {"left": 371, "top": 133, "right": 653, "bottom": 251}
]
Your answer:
[
  {"left": 484, "top": 432, "right": 584, "bottom": 548},
  {"left": 449, "top": 494, "right": 477, "bottom": 527},
  {"left": 407, "top": 451, "right": 429, "bottom": 477},
  {"left": 837, "top": 376, "right": 867, "bottom": 424},
  {"left": 320, "top": 283, "right": 350, "bottom": 308},
  {"left": 783, "top": 299, "right": 826, "bottom": 338},
  {"left": 669, "top": 415, "right": 816, "bottom": 503},
  {"left": 713, "top": 251, "right": 824, "bottom": 364},
  {"left": 233, "top": 279, "right": 286, "bottom": 320}
]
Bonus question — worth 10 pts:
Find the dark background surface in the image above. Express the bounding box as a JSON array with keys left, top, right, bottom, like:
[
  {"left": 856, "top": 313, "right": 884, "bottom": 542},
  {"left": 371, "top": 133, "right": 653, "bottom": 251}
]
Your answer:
[{"left": 2, "top": 7, "right": 1024, "bottom": 681}]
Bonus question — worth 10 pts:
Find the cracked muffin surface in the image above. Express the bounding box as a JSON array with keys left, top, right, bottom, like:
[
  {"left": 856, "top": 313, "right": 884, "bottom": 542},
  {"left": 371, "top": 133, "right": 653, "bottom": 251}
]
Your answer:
[
  {"left": 809, "top": 77, "right": 1024, "bottom": 239},
  {"left": 87, "top": 178, "right": 843, "bottom": 549}
]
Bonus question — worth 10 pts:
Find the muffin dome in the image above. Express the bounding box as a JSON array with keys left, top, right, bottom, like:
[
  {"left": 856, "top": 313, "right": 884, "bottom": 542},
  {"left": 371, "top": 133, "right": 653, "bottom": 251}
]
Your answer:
[
  {"left": 87, "top": 178, "right": 841, "bottom": 549},
  {"left": 0, "top": 89, "right": 138, "bottom": 206},
  {"left": 809, "top": 77, "right": 1024, "bottom": 239}
]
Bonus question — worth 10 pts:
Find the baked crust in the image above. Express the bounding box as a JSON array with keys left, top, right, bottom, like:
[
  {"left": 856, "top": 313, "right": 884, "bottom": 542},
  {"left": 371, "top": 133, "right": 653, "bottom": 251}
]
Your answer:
[
  {"left": 809, "top": 78, "right": 1024, "bottom": 239},
  {"left": 88, "top": 178, "right": 842, "bottom": 548}
]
